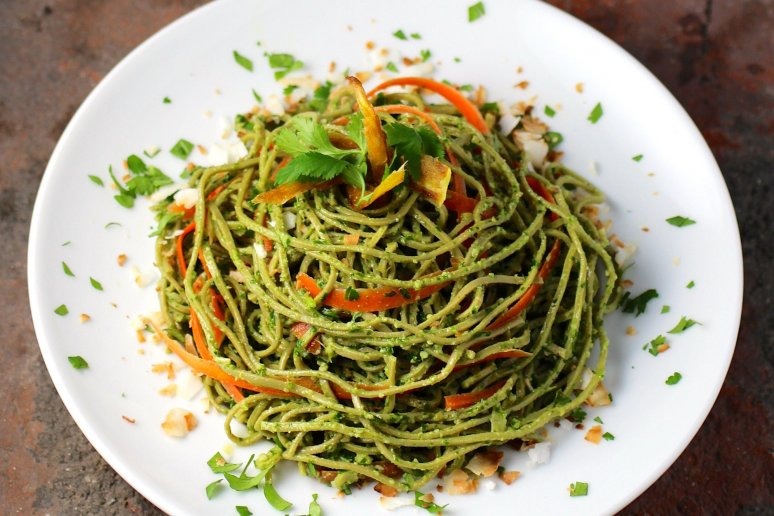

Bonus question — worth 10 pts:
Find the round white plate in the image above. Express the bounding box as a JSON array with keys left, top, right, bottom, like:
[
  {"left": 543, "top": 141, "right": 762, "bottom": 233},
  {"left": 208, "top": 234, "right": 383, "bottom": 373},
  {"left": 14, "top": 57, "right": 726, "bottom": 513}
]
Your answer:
[{"left": 28, "top": 1, "right": 742, "bottom": 514}]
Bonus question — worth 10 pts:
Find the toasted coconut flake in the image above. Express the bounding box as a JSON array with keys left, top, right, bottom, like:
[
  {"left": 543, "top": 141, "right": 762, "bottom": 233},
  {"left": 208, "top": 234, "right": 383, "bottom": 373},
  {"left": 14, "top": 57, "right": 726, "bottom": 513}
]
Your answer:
[
  {"left": 575, "top": 82, "right": 584, "bottom": 93},
  {"left": 415, "top": 156, "right": 451, "bottom": 207},
  {"left": 520, "top": 116, "right": 548, "bottom": 135},
  {"left": 136, "top": 329, "right": 146, "bottom": 343},
  {"left": 379, "top": 495, "right": 414, "bottom": 510},
  {"left": 513, "top": 131, "right": 548, "bottom": 169},
  {"left": 374, "top": 483, "right": 398, "bottom": 497},
  {"left": 161, "top": 408, "right": 197, "bottom": 437},
  {"left": 79, "top": 313, "right": 91, "bottom": 323},
  {"left": 499, "top": 470, "right": 521, "bottom": 485},
  {"left": 466, "top": 450, "right": 504, "bottom": 477},
  {"left": 444, "top": 468, "right": 478, "bottom": 495},
  {"left": 585, "top": 425, "right": 603, "bottom": 444},
  {"left": 515, "top": 80, "right": 530, "bottom": 90},
  {"left": 526, "top": 441, "right": 551, "bottom": 467}
]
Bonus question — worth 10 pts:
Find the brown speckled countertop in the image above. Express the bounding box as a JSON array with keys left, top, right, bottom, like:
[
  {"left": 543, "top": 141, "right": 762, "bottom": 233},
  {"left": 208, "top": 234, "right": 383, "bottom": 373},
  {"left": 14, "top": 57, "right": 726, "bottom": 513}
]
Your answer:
[{"left": 1, "top": 1, "right": 771, "bottom": 514}]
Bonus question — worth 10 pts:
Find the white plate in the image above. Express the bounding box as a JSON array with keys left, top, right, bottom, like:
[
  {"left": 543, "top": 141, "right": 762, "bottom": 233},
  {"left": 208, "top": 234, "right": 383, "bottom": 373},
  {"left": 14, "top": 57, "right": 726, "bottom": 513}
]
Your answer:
[{"left": 28, "top": 1, "right": 742, "bottom": 514}]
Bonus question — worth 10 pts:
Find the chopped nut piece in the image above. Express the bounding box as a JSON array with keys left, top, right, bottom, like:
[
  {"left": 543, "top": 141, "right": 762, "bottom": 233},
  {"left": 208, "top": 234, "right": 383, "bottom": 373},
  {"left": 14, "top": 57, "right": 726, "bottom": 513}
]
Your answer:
[
  {"left": 499, "top": 470, "right": 521, "bottom": 485},
  {"left": 585, "top": 425, "right": 603, "bottom": 444},
  {"left": 374, "top": 483, "right": 398, "bottom": 497},
  {"left": 586, "top": 381, "right": 612, "bottom": 407},
  {"left": 161, "top": 408, "right": 197, "bottom": 437},
  {"left": 159, "top": 384, "right": 177, "bottom": 397},
  {"left": 575, "top": 82, "right": 584, "bottom": 93},
  {"left": 117, "top": 254, "right": 127, "bottom": 266},
  {"left": 122, "top": 415, "right": 136, "bottom": 424},
  {"left": 515, "top": 80, "right": 529, "bottom": 90},
  {"left": 152, "top": 362, "right": 176, "bottom": 379},
  {"left": 626, "top": 325, "right": 637, "bottom": 336},
  {"left": 444, "top": 468, "right": 478, "bottom": 495},
  {"left": 79, "top": 313, "right": 91, "bottom": 323}
]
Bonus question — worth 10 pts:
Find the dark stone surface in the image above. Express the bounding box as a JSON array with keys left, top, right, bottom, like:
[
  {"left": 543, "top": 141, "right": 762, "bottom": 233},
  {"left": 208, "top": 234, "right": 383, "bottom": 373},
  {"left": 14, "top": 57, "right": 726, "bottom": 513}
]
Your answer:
[{"left": 1, "top": 0, "right": 771, "bottom": 514}]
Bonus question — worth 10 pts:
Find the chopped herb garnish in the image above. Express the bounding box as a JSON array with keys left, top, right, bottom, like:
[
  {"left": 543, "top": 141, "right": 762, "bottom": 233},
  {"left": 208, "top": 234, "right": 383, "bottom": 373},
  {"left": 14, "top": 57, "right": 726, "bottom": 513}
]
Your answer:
[
  {"left": 273, "top": 116, "right": 368, "bottom": 191},
  {"left": 413, "top": 491, "right": 448, "bottom": 513},
  {"left": 263, "top": 481, "right": 292, "bottom": 511},
  {"left": 420, "top": 49, "right": 432, "bottom": 62},
  {"left": 632, "top": 154, "right": 644, "bottom": 162},
  {"left": 162, "top": 96, "right": 171, "bottom": 104},
  {"left": 587, "top": 102, "right": 603, "bottom": 123},
  {"left": 88, "top": 174, "right": 104, "bottom": 187},
  {"left": 170, "top": 139, "right": 194, "bottom": 160},
  {"left": 90, "top": 277, "right": 103, "bottom": 291},
  {"left": 143, "top": 146, "right": 160, "bottom": 158},
  {"left": 643, "top": 334, "right": 666, "bottom": 356},
  {"left": 454, "top": 57, "right": 462, "bottom": 63},
  {"left": 410, "top": 32, "right": 422, "bottom": 39},
  {"left": 569, "top": 407, "right": 587, "bottom": 422},
  {"left": 621, "top": 288, "right": 659, "bottom": 316},
  {"left": 54, "top": 304, "right": 69, "bottom": 316},
  {"left": 458, "top": 84, "right": 474, "bottom": 92},
  {"left": 384, "top": 122, "right": 443, "bottom": 180},
  {"left": 267, "top": 53, "right": 303, "bottom": 80},
  {"left": 393, "top": 29, "right": 407, "bottom": 40},
  {"left": 666, "top": 215, "right": 696, "bottom": 227},
  {"left": 235, "top": 507, "right": 252, "bottom": 516},
  {"left": 205, "top": 479, "right": 222, "bottom": 500},
  {"left": 207, "top": 452, "right": 241, "bottom": 473},
  {"left": 344, "top": 286, "right": 360, "bottom": 301},
  {"left": 108, "top": 165, "right": 135, "bottom": 208},
  {"left": 62, "top": 261, "right": 75, "bottom": 277},
  {"left": 544, "top": 105, "right": 556, "bottom": 117},
  {"left": 667, "top": 316, "right": 700, "bottom": 334},
  {"left": 686, "top": 280, "right": 695, "bottom": 289},
  {"left": 468, "top": 1, "right": 486, "bottom": 22},
  {"left": 251, "top": 89, "right": 262, "bottom": 103},
  {"left": 399, "top": 288, "right": 412, "bottom": 299},
  {"left": 569, "top": 481, "right": 589, "bottom": 497},
  {"left": 68, "top": 355, "right": 88, "bottom": 369},
  {"left": 282, "top": 84, "right": 299, "bottom": 96},
  {"left": 593, "top": 416, "right": 603, "bottom": 424},
  {"left": 386, "top": 61, "right": 399, "bottom": 73},
  {"left": 661, "top": 305, "right": 671, "bottom": 314},
  {"left": 308, "top": 494, "right": 322, "bottom": 516},
  {"left": 602, "top": 432, "right": 615, "bottom": 441},
  {"left": 544, "top": 131, "right": 563, "bottom": 150},
  {"left": 308, "top": 81, "right": 333, "bottom": 112},
  {"left": 62, "top": 241, "right": 71, "bottom": 246},
  {"left": 232, "top": 50, "right": 254, "bottom": 71},
  {"left": 665, "top": 372, "right": 682, "bottom": 385}
]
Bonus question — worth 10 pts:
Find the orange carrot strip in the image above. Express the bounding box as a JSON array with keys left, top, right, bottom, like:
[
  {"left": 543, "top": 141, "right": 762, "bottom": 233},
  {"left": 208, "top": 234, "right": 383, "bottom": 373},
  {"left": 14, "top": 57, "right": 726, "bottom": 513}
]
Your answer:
[
  {"left": 444, "top": 380, "right": 506, "bottom": 410},
  {"left": 368, "top": 77, "right": 489, "bottom": 134},
  {"left": 147, "top": 319, "right": 294, "bottom": 398},
  {"left": 357, "top": 165, "right": 406, "bottom": 209},
  {"left": 176, "top": 222, "right": 197, "bottom": 276},
  {"left": 296, "top": 272, "right": 448, "bottom": 312},
  {"left": 487, "top": 239, "right": 562, "bottom": 330},
  {"left": 374, "top": 104, "right": 442, "bottom": 134},
  {"left": 269, "top": 156, "right": 291, "bottom": 182},
  {"left": 348, "top": 76, "right": 388, "bottom": 180},
  {"left": 526, "top": 176, "right": 558, "bottom": 221}
]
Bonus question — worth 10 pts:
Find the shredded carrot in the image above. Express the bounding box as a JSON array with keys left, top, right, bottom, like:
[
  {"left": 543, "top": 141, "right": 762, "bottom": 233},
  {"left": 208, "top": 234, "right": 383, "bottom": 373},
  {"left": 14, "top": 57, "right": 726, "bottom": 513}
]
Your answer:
[
  {"left": 374, "top": 104, "right": 442, "bottom": 134},
  {"left": 356, "top": 164, "right": 406, "bottom": 209},
  {"left": 444, "top": 380, "right": 506, "bottom": 410},
  {"left": 487, "top": 239, "right": 562, "bottom": 330},
  {"left": 296, "top": 272, "right": 448, "bottom": 312},
  {"left": 176, "top": 222, "right": 197, "bottom": 277},
  {"left": 452, "top": 350, "right": 531, "bottom": 372},
  {"left": 368, "top": 77, "right": 489, "bottom": 134}
]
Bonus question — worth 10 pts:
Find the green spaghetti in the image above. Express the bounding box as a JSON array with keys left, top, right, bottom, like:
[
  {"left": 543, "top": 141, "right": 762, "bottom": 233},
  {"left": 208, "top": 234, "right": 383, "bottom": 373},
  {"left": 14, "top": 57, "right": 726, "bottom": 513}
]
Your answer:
[{"left": 150, "top": 76, "right": 622, "bottom": 493}]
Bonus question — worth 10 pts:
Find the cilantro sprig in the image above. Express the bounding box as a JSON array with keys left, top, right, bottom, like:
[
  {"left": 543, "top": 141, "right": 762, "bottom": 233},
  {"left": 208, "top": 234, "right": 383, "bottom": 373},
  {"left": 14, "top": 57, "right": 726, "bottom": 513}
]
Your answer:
[
  {"left": 267, "top": 53, "right": 303, "bottom": 80},
  {"left": 273, "top": 116, "right": 368, "bottom": 191},
  {"left": 621, "top": 288, "right": 659, "bottom": 316},
  {"left": 108, "top": 155, "right": 173, "bottom": 209},
  {"left": 383, "top": 123, "right": 443, "bottom": 180}
]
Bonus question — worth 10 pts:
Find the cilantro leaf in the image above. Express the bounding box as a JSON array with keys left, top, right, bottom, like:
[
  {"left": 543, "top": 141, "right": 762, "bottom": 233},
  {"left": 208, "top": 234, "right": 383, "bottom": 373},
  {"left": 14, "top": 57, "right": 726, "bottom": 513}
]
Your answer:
[
  {"left": 468, "top": 1, "right": 486, "bottom": 22},
  {"left": 410, "top": 32, "right": 422, "bottom": 40},
  {"left": 666, "top": 215, "right": 696, "bottom": 227},
  {"left": 569, "top": 407, "right": 587, "bottom": 423},
  {"left": 644, "top": 334, "right": 667, "bottom": 356},
  {"left": 544, "top": 105, "right": 556, "bottom": 117},
  {"left": 235, "top": 507, "right": 252, "bottom": 516},
  {"left": 267, "top": 53, "right": 303, "bottom": 79},
  {"left": 413, "top": 491, "right": 447, "bottom": 513},
  {"left": 89, "top": 277, "right": 103, "bottom": 291},
  {"left": 233, "top": 50, "right": 253, "bottom": 71},
  {"left": 386, "top": 61, "right": 399, "bottom": 73},
  {"left": 126, "top": 165, "right": 173, "bottom": 195},
  {"left": 666, "top": 372, "right": 682, "bottom": 385},
  {"left": 621, "top": 288, "right": 659, "bottom": 316},
  {"left": 205, "top": 479, "right": 222, "bottom": 500},
  {"left": 126, "top": 154, "right": 147, "bottom": 174},
  {"left": 420, "top": 49, "right": 432, "bottom": 62},
  {"left": 207, "top": 452, "right": 242, "bottom": 473},
  {"left": 308, "top": 494, "right": 322, "bottom": 516},
  {"left": 170, "top": 139, "right": 194, "bottom": 160},
  {"left": 88, "top": 174, "right": 103, "bottom": 187},
  {"left": 251, "top": 89, "right": 262, "bottom": 103},
  {"left": 54, "top": 304, "right": 69, "bottom": 316},
  {"left": 569, "top": 481, "right": 589, "bottom": 497},
  {"left": 384, "top": 123, "right": 443, "bottom": 180},
  {"left": 587, "top": 102, "right": 603, "bottom": 123},
  {"left": 275, "top": 152, "right": 352, "bottom": 185},
  {"left": 162, "top": 96, "right": 171, "bottom": 104},
  {"left": 263, "top": 481, "right": 292, "bottom": 511},
  {"left": 602, "top": 432, "right": 615, "bottom": 441},
  {"left": 661, "top": 305, "right": 671, "bottom": 314},
  {"left": 667, "top": 316, "right": 700, "bottom": 334},
  {"left": 545, "top": 131, "right": 563, "bottom": 150},
  {"left": 62, "top": 261, "right": 75, "bottom": 277},
  {"left": 308, "top": 81, "right": 333, "bottom": 112},
  {"left": 393, "top": 29, "right": 407, "bottom": 40},
  {"left": 632, "top": 154, "right": 644, "bottom": 162},
  {"left": 686, "top": 280, "right": 695, "bottom": 289},
  {"left": 68, "top": 355, "right": 88, "bottom": 369}
]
